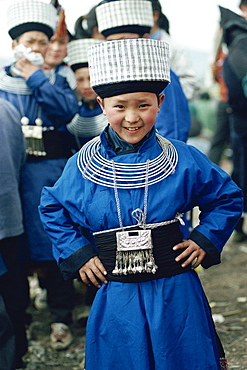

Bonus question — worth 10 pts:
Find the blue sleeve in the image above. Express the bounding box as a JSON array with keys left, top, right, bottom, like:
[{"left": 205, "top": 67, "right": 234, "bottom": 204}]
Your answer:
[
  {"left": 39, "top": 155, "right": 98, "bottom": 280},
  {"left": 176, "top": 142, "right": 243, "bottom": 266},
  {"left": 155, "top": 70, "right": 191, "bottom": 142},
  {"left": 26, "top": 69, "right": 79, "bottom": 125}
]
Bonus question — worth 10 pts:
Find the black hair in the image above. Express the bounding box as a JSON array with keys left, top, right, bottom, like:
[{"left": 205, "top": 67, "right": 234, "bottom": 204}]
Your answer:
[
  {"left": 74, "top": 15, "right": 91, "bottom": 39},
  {"left": 239, "top": 0, "right": 247, "bottom": 8},
  {"left": 148, "top": 0, "right": 170, "bottom": 34}
]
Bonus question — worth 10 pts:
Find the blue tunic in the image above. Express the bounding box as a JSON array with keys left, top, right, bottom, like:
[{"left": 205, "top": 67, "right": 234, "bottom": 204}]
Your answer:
[
  {"left": 66, "top": 101, "right": 108, "bottom": 152},
  {"left": 0, "top": 98, "right": 26, "bottom": 275},
  {"left": 0, "top": 66, "right": 79, "bottom": 261},
  {"left": 39, "top": 128, "right": 242, "bottom": 369},
  {"left": 156, "top": 70, "right": 191, "bottom": 142}
]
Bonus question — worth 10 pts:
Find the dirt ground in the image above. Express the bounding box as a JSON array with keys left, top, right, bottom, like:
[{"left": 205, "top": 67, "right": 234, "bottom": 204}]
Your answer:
[
  {"left": 200, "top": 237, "right": 247, "bottom": 370},
  {"left": 21, "top": 234, "right": 247, "bottom": 370}
]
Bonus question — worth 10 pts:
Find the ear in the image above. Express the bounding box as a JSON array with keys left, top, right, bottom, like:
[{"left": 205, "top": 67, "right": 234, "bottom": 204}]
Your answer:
[
  {"left": 153, "top": 10, "right": 160, "bottom": 24},
  {"left": 142, "top": 33, "right": 150, "bottom": 39},
  {"left": 97, "top": 96, "right": 106, "bottom": 115},
  {"left": 12, "top": 39, "right": 18, "bottom": 50},
  {"left": 157, "top": 94, "right": 165, "bottom": 112}
]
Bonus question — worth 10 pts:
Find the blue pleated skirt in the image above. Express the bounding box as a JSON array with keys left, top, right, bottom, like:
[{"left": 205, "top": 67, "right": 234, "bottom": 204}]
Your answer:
[{"left": 85, "top": 270, "right": 220, "bottom": 370}]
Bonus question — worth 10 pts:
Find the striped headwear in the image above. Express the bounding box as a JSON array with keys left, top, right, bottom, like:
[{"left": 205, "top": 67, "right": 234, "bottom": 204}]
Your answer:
[
  {"left": 68, "top": 39, "right": 104, "bottom": 71},
  {"left": 8, "top": 0, "right": 56, "bottom": 40},
  {"left": 88, "top": 38, "right": 170, "bottom": 98},
  {"left": 96, "top": 0, "right": 154, "bottom": 37}
]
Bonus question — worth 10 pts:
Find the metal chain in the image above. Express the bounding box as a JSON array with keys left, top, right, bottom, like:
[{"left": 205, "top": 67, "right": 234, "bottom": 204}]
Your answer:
[
  {"left": 112, "top": 159, "right": 149, "bottom": 230},
  {"left": 112, "top": 160, "right": 124, "bottom": 230}
]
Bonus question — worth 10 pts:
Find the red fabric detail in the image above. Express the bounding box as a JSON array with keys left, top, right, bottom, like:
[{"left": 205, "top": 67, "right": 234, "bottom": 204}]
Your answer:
[{"left": 220, "top": 358, "right": 228, "bottom": 370}]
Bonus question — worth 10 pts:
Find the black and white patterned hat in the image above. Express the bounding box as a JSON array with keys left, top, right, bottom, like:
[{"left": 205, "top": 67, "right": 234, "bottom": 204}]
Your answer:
[
  {"left": 68, "top": 39, "right": 103, "bottom": 72},
  {"left": 96, "top": 0, "right": 154, "bottom": 38},
  {"left": 88, "top": 38, "right": 170, "bottom": 98},
  {"left": 8, "top": 0, "right": 57, "bottom": 40}
]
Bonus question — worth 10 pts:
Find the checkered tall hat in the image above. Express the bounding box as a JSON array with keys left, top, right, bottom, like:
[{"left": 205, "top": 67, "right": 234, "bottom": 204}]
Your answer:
[
  {"left": 68, "top": 39, "right": 103, "bottom": 71},
  {"left": 8, "top": 0, "right": 57, "bottom": 40},
  {"left": 96, "top": 0, "right": 154, "bottom": 37},
  {"left": 88, "top": 38, "right": 170, "bottom": 98}
]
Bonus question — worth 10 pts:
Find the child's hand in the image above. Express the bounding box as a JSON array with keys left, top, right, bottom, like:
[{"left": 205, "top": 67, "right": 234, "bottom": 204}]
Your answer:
[
  {"left": 173, "top": 239, "right": 206, "bottom": 270},
  {"left": 79, "top": 256, "right": 108, "bottom": 289},
  {"left": 15, "top": 57, "right": 40, "bottom": 80}
]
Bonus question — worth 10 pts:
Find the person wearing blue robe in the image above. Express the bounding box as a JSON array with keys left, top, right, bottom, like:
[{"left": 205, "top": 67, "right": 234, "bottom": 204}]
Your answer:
[
  {"left": 67, "top": 100, "right": 108, "bottom": 151},
  {"left": 155, "top": 68, "right": 191, "bottom": 142},
  {"left": 65, "top": 38, "right": 108, "bottom": 153},
  {"left": 0, "top": 0, "right": 79, "bottom": 350},
  {"left": 39, "top": 38, "right": 242, "bottom": 370},
  {"left": 0, "top": 98, "right": 27, "bottom": 368},
  {"left": 39, "top": 126, "right": 243, "bottom": 370},
  {"left": 0, "top": 37, "right": 78, "bottom": 264}
]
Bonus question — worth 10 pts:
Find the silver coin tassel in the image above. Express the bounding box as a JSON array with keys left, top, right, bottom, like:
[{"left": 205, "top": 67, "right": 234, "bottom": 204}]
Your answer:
[
  {"left": 18, "top": 95, "right": 46, "bottom": 157},
  {"left": 21, "top": 117, "right": 46, "bottom": 156},
  {"left": 112, "top": 229, "right": 158, "bottom": 275}
]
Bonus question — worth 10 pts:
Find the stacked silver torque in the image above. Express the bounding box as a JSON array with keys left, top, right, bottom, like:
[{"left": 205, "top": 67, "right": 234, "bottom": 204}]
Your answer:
[{"left": 79, "top": 134, "right": 180, "bottom": 275}]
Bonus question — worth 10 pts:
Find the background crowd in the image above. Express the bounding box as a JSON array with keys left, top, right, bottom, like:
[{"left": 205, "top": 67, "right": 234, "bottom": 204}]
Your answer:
[{"left": 0, "top": 0, "right": 246, "bottom": 369}]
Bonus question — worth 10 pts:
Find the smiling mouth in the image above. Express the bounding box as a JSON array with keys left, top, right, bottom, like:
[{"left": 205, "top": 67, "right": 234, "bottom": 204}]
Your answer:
[{"left": 125, "top": 127, "right": 140, "bottom": 131}]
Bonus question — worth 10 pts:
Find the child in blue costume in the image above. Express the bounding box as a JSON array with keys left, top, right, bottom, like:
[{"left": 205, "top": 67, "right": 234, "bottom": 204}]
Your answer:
[
  {"left": 39, "top": 38, "right": 242, "bottom": 369},
  {"left": 66, "top": 38, "right": 108, "bottom": 152}
]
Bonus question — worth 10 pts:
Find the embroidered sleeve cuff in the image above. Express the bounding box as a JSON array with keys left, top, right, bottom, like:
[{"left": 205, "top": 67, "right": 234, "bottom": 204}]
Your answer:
[
  {"left": 59, "top": 243, "right": 98, "bottom": 280},
  {"left": 189, "top": 229, "right": 221, "bottom": 269}
]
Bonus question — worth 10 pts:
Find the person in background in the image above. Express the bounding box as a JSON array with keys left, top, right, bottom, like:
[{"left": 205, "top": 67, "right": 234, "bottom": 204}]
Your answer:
[
  {"left": 239, "top": 0, "right": 247, "bottom": 19},
  {"left": 0, "top": 296, "right": 15, "bottom": 370},
  {"left": 74, "top": 6, "right": 106, "bottom": 40},
  {"left": 220, "top": 6, "right": 247, "bottom": 242},
  {"left": 149, "top": 0, "right": 200, "bottom": 101},
  {"left": 0, "top": 98, "right": 27, "bottom": 369},
  {"left": 187, "top": 91, "right": 217, "bottom": 156},
  {"left": 32, "top": 1, "right": 77, "bottom": 317},
  {"left": 43, "top": 1, "right": 76, "bottom": 90},
  {"left": 39, "top": 37, "right": 242, "bottom": 370},
  {"left": 66, "top": 38, "right": 108, "bottom": 318},
  {"left": 66, "top": 38, "right": 108, "bottom": 152},
  {"left": 0, "top": 0, "right": 78, "bottom": 351},
  {"left": 208, "top": 26, "right": 231, "bottom": 166}
]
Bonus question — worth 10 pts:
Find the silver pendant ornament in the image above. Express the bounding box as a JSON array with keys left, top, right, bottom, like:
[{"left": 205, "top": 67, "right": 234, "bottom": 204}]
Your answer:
[
  {"left": 21, "top": 114, "right": 46, "bottom": 156},
  {"left": 112, "top": 229, "right": 158, "bottom": 275}
]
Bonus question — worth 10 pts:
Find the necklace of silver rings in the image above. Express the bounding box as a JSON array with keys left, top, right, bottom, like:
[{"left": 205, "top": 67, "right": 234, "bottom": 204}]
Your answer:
[{"left": 77, "top": 133, "right": 178, "bottom": 189}]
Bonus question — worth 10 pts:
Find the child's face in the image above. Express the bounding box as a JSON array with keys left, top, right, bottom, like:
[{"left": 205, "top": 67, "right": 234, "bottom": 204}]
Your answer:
[
  {"left": 240, "top": 4, "right": 247, "bottom": 19},
  {"left": 44, "top": 37, "right": 68, "bottom": 68},
  {"left": 97, "top": 92, "right": 164, "bottom": 144},
  {"left": 75, "top": 67, "right": 98, "bottom": 103}
]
